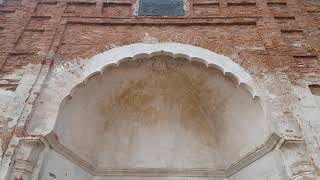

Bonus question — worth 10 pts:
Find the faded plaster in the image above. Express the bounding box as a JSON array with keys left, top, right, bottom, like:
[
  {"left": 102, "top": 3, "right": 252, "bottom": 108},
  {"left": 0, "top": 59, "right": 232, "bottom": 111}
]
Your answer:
[
  {"left": 292, "top": 81, "right": 320, "bottom": 170},
  {"left": 27, "top": 43, "right": 259, "bottom": 136},
  {"left": 2, "top": 43, "right": 316, "bottom": 180},
  {"left": 39, "top": 149, "right": 92, "bottom": 180},
  {"left": 229, "top": 150, "right": 288, "bottom": 180},
  {"left": 0, "top": 64, "right": 47, "bottom": 180},
  {"left": 24, "top": 43, "right": 290, "bottom": 180},
  {"left": 51, "top": 55, "right": 269, "bottom": 171}
]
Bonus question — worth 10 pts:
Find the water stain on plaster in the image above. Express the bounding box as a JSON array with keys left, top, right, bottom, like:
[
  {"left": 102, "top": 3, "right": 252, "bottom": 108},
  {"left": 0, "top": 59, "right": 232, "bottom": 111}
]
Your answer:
[
  {"left": 55, "top": 55, "right": 266, "bottom": 169},
  {"left": 99, "top": 58, "right": 216, "bottom": 147}
]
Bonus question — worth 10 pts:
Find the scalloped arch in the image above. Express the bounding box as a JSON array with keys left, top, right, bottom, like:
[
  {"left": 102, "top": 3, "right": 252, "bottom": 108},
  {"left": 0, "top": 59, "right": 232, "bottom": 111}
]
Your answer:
[
  {"left": 69, "top": 51, "right": 257, "bottom": 99},
  {"left": 28, "top": 43, "right": 261, "bottom": 136},
  {"left": 74, "top": 44, "right": 258, "bottom": 99}
]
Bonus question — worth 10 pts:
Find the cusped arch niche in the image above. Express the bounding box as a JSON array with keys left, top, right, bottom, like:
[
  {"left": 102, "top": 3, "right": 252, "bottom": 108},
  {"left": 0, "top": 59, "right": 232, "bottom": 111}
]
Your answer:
[{"left": 31, "top": 43, "right": 279, "bottom": 179}]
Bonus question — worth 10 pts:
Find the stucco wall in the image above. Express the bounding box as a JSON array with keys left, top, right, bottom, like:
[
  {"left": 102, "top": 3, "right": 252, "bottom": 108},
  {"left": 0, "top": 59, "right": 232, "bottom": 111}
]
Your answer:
[
  {"left": 0, "top": 0, "right": 319, "bottom": 179},
  {"left": 40, "top": 149, "right": 288, "bottom": 180},
  {"left": 229, "top": 150, "right": 288, "bottom": 180},
  {"left": 40, "top": 149, "right": 92, "bottom": 180},
  {"left": 52, "top": 55, "right": 269, "bottom": 170},
  {"left": 94, "top": 177, "right": 225, "bottom": 180}
]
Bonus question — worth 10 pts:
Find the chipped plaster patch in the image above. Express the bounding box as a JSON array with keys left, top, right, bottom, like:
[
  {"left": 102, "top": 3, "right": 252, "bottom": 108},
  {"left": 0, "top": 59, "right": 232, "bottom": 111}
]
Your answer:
[
  {"left": 0, "top": 63, "right": 47, "bottom": 180},
  {"left": 0, "top": 65, "right": 42, "bottom": 128},
  {"left": 142, "top": 33, "right": 159, "bottom": 44}
]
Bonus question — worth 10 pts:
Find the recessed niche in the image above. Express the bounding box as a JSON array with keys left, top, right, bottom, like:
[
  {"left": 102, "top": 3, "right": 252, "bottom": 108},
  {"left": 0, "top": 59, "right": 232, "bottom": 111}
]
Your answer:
[
  {"left": 3, "top": 0, "right": 21, "bottom": 7},
  {"left": 193, "top": 1, "right": 220, "bottom": 16},
  {"left": 226, "top": 1, "right": 258, "bottom": 16},
  {"left": 65, "top": 1, "right": 96, "bottom": 16},
  {"left": 304, "top": 0, "right": 320, "bottom": 5},
  {"left": 291, "top": 55, "right": 318, "bottom": 69},
  {"left": 35, "top": 1, "right": 58, "bottom": 14},
  {"left": 267, "top": 1, "right": 288, "bottom": 13},
  {"left": 0, "top": 9, "right": 15, "bottom": 17},
  {"left": 50, "top": 55, "right": 269, "bottom": 173},
  {"left": 103, "top": 2, "right": 132, "bottom": 17},
  {"left": 27, "top": 16, "right": 51, "bottom": 30},
  {"left": 309, "top": 84, "right": 320, "bottom": 96}
]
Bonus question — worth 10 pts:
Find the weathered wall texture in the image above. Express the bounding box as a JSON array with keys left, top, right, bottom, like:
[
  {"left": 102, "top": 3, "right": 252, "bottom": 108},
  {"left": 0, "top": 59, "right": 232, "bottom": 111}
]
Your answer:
[
  {"left": 0, "top": 0, "right": 320, "bottom": 179},
  {"left": 52, "top": 56, "right": 269, "bottom": 169}
]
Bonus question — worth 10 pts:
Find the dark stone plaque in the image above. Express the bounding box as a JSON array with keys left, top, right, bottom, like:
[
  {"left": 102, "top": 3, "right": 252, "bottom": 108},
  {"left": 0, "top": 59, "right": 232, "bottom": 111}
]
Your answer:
[{"left": 138, "top": 0, "right": 185, "bottom": 16}]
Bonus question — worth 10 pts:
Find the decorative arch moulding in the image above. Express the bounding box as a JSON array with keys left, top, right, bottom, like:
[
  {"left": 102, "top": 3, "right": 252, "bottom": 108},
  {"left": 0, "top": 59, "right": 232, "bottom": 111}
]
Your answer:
[
  {"left": 62, "top": 43, "right": 261, "bottom": 102},
  {"left": 25, "top": 42, "right": 285, "bottom": 179},
  {"left": 27, "top": 43, "right": 272, "bottom": 146},
  {"left": 45, "top": 132, "right": 280, "bottom": 178}
]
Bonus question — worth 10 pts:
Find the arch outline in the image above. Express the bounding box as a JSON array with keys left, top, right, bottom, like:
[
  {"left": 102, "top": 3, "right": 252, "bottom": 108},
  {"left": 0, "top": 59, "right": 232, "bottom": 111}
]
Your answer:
[{"left": 28, "top": 43, "right": 262, "bottom": 137}]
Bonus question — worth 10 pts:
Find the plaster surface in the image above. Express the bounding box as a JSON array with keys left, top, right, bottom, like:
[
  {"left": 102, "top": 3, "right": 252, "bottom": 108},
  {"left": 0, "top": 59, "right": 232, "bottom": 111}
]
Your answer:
[
  {"left": 21, "top": 43, "right": 312, "bottom": 180},
  {"left": 27, "top": 43, "right": 259, "bottom": 137},
  {"left": 40, "top": 54, "right": 272, "bottom": 179},
  {"left": 229, "top": 150, "right": 288, "bottom": 180},
  {"left": 39, "top": 149, "right": 92, "bottom": 180},
  {"left": 1, "top": 0, "right": 320, "bottom": 177}
]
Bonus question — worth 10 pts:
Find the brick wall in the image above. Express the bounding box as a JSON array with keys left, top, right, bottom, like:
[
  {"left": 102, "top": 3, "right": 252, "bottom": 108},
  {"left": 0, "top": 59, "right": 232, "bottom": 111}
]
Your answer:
[
  {"left": 0, "top": 0, "right": 319, "bottom": 79},
  {"left": 0, "top": 0, "right": 319, "bottom": 159}
]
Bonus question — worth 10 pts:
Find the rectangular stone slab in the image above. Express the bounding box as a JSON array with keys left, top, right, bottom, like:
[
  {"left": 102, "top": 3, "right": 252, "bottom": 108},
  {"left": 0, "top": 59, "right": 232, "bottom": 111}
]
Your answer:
[{"left": 138, "top": 0, "right": 185, "bottom": 16}]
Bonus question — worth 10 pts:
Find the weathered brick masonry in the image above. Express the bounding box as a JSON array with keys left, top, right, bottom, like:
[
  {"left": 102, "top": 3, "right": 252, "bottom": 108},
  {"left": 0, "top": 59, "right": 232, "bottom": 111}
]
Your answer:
[
  {"left": 0, "top": 0, "right": 319, "bottom": 79},
  {"left": 0, "top": 0, "right": 320, "bottom": 179}
]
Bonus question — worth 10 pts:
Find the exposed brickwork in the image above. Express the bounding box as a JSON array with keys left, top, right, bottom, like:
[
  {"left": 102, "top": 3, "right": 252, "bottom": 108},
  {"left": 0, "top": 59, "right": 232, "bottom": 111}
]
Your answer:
[
  {"left": 0, "top": 0, "right": 319, "bottom": 168},
  {"left": 0, "top": 0, "right": 318, "bottom": 79}
]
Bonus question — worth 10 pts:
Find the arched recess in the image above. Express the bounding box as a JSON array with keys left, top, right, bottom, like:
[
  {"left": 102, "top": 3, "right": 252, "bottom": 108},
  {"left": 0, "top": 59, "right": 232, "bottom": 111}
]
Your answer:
[{"left": 27, "top": 43, "right": 280, "bottom": 179}]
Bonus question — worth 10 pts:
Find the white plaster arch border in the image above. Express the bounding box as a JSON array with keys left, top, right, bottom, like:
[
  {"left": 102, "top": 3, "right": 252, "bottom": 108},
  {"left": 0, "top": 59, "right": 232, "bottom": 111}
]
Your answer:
[
  {"left": 24, "top": 42, "right": 284, "bottom": 178},
  {"left": 28, "top": 42, "right": 262, "bottom": 136}
]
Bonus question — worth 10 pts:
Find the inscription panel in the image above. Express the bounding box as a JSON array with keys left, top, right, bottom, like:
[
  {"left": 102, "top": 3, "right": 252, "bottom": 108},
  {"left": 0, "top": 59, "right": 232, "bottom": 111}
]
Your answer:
[{"left": 138, "top": 0, "right": 184, "bottom": 16}]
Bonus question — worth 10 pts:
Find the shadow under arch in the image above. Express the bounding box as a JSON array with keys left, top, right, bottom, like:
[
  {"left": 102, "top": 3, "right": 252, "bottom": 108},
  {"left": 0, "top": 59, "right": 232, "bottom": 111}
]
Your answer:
[{"left": 28, "top": 43, "right": 280, "bottom": 178}]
